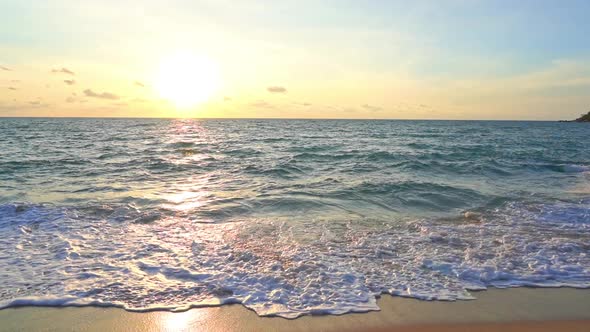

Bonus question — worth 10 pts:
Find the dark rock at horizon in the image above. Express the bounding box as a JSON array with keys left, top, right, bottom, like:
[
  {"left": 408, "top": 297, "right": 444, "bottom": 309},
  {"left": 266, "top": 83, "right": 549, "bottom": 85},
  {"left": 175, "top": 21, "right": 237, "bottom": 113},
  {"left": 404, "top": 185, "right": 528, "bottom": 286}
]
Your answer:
[{"left": 560, "top": 111, "right": 590, "bottom": 122}]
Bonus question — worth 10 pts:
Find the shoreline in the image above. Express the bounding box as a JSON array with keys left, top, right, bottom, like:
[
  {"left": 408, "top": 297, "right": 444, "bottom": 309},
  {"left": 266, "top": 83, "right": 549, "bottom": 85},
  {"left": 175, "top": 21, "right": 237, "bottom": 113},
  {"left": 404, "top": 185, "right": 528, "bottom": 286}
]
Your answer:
[{"left": 1, "top": 288, "right": 589, "bottom": 331}]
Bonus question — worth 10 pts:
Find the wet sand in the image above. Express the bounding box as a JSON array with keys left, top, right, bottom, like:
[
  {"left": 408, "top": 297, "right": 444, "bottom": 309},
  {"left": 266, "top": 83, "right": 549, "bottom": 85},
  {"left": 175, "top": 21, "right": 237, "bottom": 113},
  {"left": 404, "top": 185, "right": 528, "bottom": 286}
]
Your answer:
[{"left": 1, "top": 288, "right": 589, "bottom": 331}]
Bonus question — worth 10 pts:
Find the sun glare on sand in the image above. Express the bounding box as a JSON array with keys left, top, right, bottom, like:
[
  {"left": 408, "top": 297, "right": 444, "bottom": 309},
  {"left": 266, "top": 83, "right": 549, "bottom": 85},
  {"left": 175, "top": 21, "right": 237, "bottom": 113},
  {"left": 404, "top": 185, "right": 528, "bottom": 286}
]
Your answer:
[{"left": 155, "top": 52, "right": 220, "bottom": 108}]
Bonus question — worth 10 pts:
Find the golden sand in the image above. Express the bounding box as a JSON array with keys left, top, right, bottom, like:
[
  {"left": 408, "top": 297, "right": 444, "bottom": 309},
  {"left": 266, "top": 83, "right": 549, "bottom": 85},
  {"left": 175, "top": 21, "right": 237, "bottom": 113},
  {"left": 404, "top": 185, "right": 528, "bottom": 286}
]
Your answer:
[{"left": 1, "top": 288, "right": 589, "bottom": 331}]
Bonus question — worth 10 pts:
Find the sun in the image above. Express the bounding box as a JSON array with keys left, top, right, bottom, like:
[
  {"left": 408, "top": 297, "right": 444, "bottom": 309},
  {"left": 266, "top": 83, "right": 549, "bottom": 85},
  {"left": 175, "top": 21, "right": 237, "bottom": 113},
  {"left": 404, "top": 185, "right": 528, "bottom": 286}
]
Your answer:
[{"left": 154, "top": 52, "right": 220, "bottom": 108}]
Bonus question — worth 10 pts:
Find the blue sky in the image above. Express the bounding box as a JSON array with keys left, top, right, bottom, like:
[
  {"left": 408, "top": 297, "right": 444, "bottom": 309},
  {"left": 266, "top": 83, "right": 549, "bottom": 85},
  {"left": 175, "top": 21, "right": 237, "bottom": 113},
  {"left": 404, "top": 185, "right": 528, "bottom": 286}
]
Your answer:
[{"left": 1, "top": 0, "right": 589, "bottom": 119}]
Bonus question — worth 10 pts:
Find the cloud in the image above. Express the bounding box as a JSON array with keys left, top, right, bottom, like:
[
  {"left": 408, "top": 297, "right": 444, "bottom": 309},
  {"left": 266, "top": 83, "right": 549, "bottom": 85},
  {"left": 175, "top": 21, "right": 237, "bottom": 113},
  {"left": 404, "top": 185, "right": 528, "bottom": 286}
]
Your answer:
[
  {"left": 28, "top": 100, "right": 50, "bottom": 107},
  {"left": 250, "top": 100, "right": 274, "bottom": 108},
  {"left": 65, "top": 95, "right": 88, "bottom": 104},
  {"left": 361, "top": 104, "right": 383, "bottom": 112},
  {"left": 294, "top": 102, "right": 312, "bottom": 107},
  {"left": 0, "top": 66, "right": 11, "bottom": 71},
  {"left": 7, "top": 87, "right": 17, "bottom": 91},
  {"left": 83, "top": 89, "right": 120, "bottom": 100},
  {"left": 11, "top": 80, "right": 20, "bottom": 83},
  {"left": 51, "top": 67, "right": 75, "bottom": 75},
  {"left": 64, "top": 79, "right": 76, "bottom": 85},
  {"left": 267, "top": 86, "right": 287, "bottom": 93},
  {"left": 134, "top": 81, "right": 145, "bottom": 87},
  {"left": 223, "top": 96, "right": 232, "bottom": 101}
]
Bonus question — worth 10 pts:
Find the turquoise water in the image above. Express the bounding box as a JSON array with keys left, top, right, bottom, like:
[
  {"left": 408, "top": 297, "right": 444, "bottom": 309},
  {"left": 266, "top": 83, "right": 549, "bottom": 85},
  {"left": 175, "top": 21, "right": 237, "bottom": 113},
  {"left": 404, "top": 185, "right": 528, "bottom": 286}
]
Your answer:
[{"left": 0, "top": 118, "right": 589, "bottom": 317}]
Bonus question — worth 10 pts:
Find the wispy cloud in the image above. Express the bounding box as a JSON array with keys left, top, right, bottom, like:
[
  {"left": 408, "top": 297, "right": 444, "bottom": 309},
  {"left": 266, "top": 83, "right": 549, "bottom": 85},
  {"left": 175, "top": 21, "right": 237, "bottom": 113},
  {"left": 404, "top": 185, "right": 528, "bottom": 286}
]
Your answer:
[
  {"left": 267, "top": 86, "right": 287, "bottom": 93},
  {"left": 0, "top": 66, "right": 11, "bottom": 71},
  {"left": 134, "top": 81, "right": 145, "bottom": 87},
  {"left": 28, "top": 100, "right": 50, "bottom": 107},
  {"left": 83, "top": 89, "right": 120, "bottom": 100},
  {"left": 223, "top": 96, "right": 232, "bottom": 101},
  {"left": 7, "top": 87, "right": 17, "bottom": 91},
  {"left": 66, "top": 95, "right": 90, "bottom": 104},
  {"left": 361, "top": 104, "right": 383, "bottom": 112},
  {"left": 51, "top": 67, "right": 75, "bottom": 75},
  {"left": 64, "top": 79, "right": 76, "bottom": 85},
  {"left": 250, "top": 100, "right": 274, "bottom": 108},
  {"left": 294, "top": 102, "right": 312, "bottom": 107}
]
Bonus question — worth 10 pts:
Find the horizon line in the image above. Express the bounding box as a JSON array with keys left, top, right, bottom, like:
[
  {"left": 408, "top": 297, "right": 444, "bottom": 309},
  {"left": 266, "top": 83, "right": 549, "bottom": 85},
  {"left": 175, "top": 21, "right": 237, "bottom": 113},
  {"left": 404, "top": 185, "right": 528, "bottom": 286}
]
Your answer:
[{"left": 0, "top": 116, "right": 566, "bottom": 122}]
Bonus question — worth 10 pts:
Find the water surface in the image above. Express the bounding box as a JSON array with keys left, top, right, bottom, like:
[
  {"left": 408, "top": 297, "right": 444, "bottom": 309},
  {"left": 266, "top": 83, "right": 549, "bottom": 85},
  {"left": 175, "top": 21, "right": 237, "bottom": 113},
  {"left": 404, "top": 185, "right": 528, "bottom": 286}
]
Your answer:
[{"left": 1, "top": 119, "right": 589, "bottom": 318}]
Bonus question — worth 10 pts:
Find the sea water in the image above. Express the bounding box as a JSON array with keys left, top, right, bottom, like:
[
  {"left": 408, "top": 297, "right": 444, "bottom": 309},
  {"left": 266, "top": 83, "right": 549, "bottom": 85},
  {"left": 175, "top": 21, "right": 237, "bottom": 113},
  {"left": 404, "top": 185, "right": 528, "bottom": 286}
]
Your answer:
[{"left": 0, "top": 118, "right": 588, "bottom": 318}]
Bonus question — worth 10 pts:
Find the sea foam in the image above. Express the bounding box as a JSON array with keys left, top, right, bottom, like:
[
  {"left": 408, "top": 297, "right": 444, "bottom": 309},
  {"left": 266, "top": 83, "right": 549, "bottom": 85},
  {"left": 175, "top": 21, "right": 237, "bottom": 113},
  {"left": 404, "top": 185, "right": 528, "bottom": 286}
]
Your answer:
[
  {"left": 1, "top": 119, "right": 589, "bottom": 318},
  {"left": 1, "top": 199, "right": 589, "bottom": 318}
]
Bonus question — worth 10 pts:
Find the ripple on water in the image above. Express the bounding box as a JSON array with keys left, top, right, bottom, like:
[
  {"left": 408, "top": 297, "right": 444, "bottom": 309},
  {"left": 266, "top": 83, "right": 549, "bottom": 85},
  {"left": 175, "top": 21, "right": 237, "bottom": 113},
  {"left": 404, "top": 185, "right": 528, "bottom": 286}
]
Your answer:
[{"left": 0, "top": 119, "right": 589, "bottom": 318}]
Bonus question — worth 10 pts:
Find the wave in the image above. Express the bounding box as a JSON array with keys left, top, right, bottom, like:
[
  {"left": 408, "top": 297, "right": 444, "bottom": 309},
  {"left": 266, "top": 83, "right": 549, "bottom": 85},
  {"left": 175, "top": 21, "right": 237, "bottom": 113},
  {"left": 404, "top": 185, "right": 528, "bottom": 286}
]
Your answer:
[
  {"left": 1, "top": 198, "right": 588, "bottom": 318},
  {"left": 1, "top": 119, "right": 590, "bottom": 318},
  {"left": 562, "top": 164, "right": 590, "bottom": 173}
]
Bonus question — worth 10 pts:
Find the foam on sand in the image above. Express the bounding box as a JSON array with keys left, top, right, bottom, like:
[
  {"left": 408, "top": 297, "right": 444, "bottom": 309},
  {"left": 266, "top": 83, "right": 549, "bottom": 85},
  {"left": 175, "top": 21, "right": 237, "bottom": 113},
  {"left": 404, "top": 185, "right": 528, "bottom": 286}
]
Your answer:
[{"left": 1, "top": 198, "right": 589, "bottom": 318}]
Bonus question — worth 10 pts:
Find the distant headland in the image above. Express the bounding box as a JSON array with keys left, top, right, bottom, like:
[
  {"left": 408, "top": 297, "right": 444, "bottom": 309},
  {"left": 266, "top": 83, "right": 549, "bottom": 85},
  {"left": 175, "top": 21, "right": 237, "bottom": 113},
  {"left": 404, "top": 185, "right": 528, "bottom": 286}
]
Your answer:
[{"left": 560, "top": 111, "right": 590, "bottom": 122}]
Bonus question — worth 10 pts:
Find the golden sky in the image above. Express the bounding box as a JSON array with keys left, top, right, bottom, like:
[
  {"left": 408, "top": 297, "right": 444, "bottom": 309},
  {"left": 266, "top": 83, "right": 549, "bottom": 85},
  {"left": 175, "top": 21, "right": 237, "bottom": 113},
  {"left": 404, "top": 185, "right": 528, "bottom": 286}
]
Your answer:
[{"left": 1, "top": 1, "right": 590, "bottom": 120}]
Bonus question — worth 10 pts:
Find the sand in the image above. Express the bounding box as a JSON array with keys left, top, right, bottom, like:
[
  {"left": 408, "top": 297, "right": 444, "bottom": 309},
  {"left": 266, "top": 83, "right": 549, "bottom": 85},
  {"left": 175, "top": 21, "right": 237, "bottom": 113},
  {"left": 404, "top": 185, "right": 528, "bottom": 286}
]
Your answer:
[{"left": 0, "top": 288, "right": 589, "bottom": 331}]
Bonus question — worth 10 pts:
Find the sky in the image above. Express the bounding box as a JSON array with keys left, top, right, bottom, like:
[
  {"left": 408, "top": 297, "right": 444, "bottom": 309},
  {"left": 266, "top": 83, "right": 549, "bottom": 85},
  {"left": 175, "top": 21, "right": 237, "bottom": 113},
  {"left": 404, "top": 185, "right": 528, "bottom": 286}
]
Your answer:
[{"left": 1, "top": 0, "right": 590, "bottom": 120}]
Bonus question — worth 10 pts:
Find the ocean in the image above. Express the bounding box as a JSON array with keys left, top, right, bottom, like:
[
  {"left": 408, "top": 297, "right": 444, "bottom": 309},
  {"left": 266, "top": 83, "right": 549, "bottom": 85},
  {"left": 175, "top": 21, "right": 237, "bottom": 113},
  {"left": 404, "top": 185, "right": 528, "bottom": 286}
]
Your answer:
[{"left": 0, "top": 118, "right": 589, "bottom": 318}]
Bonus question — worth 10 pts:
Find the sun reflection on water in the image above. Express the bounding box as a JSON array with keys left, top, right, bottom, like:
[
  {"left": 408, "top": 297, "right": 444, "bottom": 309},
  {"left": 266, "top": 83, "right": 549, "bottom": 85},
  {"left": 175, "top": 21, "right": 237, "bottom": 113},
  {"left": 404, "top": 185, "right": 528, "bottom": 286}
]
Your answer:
[
  {"left": 163, "top": 188, "right": 210, "bottom": 212},
  {"left": 155, "top": 120, "right": 220, "bottom": 221}
]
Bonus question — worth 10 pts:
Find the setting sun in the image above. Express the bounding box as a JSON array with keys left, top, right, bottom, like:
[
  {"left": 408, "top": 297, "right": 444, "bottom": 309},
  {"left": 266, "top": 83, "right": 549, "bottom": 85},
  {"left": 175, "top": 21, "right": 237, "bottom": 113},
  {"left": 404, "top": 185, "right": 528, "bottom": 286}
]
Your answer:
[
  {"left": 2, "top": 1, "right": 590, "bottom": 331},
  {"left": 154, "top": 52, "right": 220, "bottom": 108}
]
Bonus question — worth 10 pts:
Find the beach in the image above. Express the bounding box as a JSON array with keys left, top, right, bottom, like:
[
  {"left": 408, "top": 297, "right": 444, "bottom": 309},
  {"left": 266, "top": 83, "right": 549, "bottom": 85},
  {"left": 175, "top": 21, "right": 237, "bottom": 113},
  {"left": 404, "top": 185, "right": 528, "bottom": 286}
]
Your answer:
[
  {"left": 1, "top": 288, "right": 589, "bottom": 331},
  {"left": 3, "top": 0, "right": 590, "bottom": 330},
  {"left": 1, "top": 119, "right": 589, "bottom": 329}
]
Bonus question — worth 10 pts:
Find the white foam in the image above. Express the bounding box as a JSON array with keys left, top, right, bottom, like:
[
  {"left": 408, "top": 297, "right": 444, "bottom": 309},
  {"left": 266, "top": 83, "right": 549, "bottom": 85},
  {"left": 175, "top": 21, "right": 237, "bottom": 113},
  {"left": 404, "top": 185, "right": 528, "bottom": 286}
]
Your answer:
[
  {"left": 0, "top": 200, "right": 589, "bottom": 318},
  {"left": 563, "top": 164, "right": 590, "bottom": 173}
]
